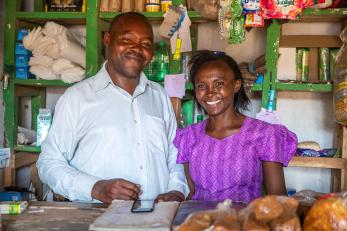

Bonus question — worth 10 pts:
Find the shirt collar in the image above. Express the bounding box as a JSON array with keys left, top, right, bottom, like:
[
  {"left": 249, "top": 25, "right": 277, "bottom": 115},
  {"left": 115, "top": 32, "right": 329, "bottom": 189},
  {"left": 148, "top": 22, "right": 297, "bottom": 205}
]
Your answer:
[{"left": 92, "top": 61, "right": 156, "bottom": 93}]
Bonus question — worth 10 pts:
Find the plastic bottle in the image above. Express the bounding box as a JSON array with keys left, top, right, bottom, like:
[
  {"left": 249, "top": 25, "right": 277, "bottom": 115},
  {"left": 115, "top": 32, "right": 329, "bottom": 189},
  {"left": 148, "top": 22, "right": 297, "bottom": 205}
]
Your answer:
[
  {"left": 153, "top": 41, "right": 169, "bottom": 82},
  {"left": 266, "top": 90, "right": 276, "bottom": 112}
]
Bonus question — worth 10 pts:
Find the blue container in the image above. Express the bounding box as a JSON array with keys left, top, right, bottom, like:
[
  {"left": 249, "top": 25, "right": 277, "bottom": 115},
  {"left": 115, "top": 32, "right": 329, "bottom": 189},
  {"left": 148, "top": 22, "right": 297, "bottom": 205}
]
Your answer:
[
  {"left": 16, "top": 67, "right": 33, "bottom": 79},
  {"left": 16, "top": 55, "right": 30, "bottom": 67},
  {"left": 15, "top": 43, "right": 30, "bottom": 55},
  {"left": 0, "top": 191, "right": 27, "bottom": 201},
  {"left": 17, "top": 29, "right": 29, "bottom": 41}
]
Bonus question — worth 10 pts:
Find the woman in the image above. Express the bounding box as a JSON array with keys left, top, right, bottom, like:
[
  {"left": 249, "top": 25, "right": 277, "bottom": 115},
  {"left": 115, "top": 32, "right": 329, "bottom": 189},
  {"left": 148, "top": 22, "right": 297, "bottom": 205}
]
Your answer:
[{"left": 174, "top": 50, "right": 297, "bottom": 203}]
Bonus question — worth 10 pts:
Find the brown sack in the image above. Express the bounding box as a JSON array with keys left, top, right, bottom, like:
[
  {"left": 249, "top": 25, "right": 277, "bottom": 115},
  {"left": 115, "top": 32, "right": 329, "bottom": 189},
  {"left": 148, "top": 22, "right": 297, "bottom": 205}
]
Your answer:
[
  {"left": 108, "top": 0, "right": 121, "bottom": 12},
  {"left": 134, "top": 0, "right": 145, "bottom": 12},
  {"left": 100, "top": 0, "right": 110, "bottom": 12},
  {"left": 122, "top": 0, "right": 134, "bottom": 12}
]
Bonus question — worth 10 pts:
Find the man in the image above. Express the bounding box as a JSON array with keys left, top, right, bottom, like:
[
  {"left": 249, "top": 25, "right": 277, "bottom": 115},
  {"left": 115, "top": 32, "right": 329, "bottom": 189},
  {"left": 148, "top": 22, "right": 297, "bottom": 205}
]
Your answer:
[{"left": 37, "top": 12, "right": 188, "bottom": 203}]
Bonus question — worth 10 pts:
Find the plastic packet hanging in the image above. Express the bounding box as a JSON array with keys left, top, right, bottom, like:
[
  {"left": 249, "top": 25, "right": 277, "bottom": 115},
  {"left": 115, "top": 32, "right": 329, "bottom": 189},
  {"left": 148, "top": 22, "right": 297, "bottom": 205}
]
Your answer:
[
  {"left": 303, "top": 192, "right": 347, "bottom": 231},
  {"left": 229, "top": 17, "right": 245, "bottom": 44},
  {"left": 218, "top": 1, "right": 233, "bottom": 39},
  {"left": 244, "top": 12, "right": 264, "bottom": 27},
  {"left": 242, "top": 0, "right": 261, "bottom": 13},
  {"left": 334, "top": 26, "right": 347, "bottom": 125},
  {"left": 231, "top": 0, "right": 243, "bottom": 17},
  {"left": 239, "top": 195, "right": 301, "bottom": 231},
  {"left": 303, "top": 0, "right": 314, "bottom": 8},
  {"left": 262, "top": 0, "right": 303, "bottom": 20}
]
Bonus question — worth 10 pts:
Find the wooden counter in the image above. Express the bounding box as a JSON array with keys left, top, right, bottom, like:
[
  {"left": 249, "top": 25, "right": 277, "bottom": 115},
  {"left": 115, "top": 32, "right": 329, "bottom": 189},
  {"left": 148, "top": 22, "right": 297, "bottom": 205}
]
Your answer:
[{"left": 1, "top": 201, "right": 107, "bottom": 231}]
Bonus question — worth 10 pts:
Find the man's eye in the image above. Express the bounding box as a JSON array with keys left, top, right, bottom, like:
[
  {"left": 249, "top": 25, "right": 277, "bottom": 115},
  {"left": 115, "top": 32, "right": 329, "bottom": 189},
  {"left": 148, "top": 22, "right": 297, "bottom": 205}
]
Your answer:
[
  {"left": 122, "top": 38, "right": 131, "bottom": 43},
  {"left": 196, "top": 84, "right": 205, "bottom": 89},
  {"left": 142, "top": 42, "right": 152, "bottom": 48},
  {"left": 216, "top": 81, "right": 224, "bottom": 87}
]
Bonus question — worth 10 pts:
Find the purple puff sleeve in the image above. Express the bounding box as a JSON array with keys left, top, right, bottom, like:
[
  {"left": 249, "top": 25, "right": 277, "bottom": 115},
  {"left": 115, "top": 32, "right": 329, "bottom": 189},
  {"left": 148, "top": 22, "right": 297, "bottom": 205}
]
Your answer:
[
  {"left": 173, "top": 128, "right": 193, "bottom": 164},
  {"left": 259, "top": 124, "right": 298, "bottom": 166}
]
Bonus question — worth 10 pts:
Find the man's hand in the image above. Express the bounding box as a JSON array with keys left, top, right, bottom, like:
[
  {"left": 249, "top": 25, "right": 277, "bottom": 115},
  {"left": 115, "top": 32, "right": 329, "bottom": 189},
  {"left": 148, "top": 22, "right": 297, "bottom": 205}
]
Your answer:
[
  {"left": 155, "top": 190, "right": 185, "bottom": 202},
  {"left": 91, "top": 179, "right": 141, "bottom": 203}
]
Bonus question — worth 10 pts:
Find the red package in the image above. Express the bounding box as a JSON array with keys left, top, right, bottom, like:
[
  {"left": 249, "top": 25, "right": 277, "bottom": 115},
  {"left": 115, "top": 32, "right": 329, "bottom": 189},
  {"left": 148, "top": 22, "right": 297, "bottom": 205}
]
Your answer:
[
  {"left": 261, "top": 0, "right": 303, "bottom": 20},
  {"left": 244, "top": 12, "right": 265, "bottom": 27},
  {"left": 303, "top": 0, "right": 314, "bottom": 8}
]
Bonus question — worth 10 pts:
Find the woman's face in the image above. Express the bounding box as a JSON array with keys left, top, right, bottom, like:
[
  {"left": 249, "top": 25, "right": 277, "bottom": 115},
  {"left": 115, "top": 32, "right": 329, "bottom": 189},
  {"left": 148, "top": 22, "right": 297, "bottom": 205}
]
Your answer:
[{"left": 194, "top": 60, "right": 241, "bottom": 117}]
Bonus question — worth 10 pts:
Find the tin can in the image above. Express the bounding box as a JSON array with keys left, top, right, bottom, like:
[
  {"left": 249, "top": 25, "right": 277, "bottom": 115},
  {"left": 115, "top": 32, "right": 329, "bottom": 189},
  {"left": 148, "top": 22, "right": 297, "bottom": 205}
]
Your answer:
[
  {"left": 161, "top": 0, "right": 172, "bottom": 12},
  {"left": 319, "top": 47, "right": 330, "bottom": 82},
  {"left": 145, "top": 3, "right": 160, "bottom": 12},
  {"left": 301, "top": 49, "right": 309, "bottom": 82},
  {"left": 296, "top": 48, "right": 304, "bottom": 81}
]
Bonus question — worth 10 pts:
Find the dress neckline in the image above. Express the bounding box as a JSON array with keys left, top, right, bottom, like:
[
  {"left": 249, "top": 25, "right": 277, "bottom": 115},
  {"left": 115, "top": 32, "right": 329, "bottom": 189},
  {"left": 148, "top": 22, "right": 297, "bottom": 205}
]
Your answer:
[{"left": 202, "top": 116, "right": 250, "bottom": 141}]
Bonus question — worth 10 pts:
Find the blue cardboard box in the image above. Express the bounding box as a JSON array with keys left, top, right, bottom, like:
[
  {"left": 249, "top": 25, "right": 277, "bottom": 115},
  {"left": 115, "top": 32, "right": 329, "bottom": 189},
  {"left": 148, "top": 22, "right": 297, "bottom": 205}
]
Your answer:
[
  {"left": 16, "top": 67, "right": 34, "bottom": 79},
  {"left": 15, "top": 43, "right": 30, "bottom": 55},
  {"left": 0, "top": 191, "right": 27, "bottom": 201},
  {"left": 17, "top": 29, "right": 29, "bottom": 41},
  {"left": 15, "top": 55, "right": 30, "bottom": 67}
]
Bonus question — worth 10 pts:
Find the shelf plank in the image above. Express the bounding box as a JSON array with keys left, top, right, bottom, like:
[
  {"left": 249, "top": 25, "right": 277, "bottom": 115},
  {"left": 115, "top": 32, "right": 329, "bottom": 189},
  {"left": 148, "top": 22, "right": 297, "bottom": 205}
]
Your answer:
[
  {"left": 299, "top": 8, "right": 347, "bottom": 22},
  {"left": 289, "top": 156, "right": 347, "bottom": 169},
  {"left": 13, "top": 79, "right": 73, "bottom": 87},
  {"left": 16, "top": 11, "right": 86, "bottom": 19},
  {"left": 15, "top": 152, "right": 39, "bottom": 169},
  {"left": 275, "top": 82, "right": 333, "bottom": 92},
  {"left": 280, "top": 35, "right": 342, "bottom": 48},
  {"left": 100, "top": 11, "right": 204, "bottom": 21},
  {"left": 14, "top": 145, "right": 41, "bottom": 153},
  {"left": 251, "top": 83, "right": 262, "bottom": 91},
  {"left": 16, "top": 12, "right": 86, "bottom": 25}
]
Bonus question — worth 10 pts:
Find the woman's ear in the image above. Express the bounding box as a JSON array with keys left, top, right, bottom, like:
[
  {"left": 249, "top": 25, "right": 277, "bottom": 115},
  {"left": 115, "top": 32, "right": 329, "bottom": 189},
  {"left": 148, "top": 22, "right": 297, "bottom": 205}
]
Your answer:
[{"left": 234, "top": 79, "right": 242, "bottom": 93}]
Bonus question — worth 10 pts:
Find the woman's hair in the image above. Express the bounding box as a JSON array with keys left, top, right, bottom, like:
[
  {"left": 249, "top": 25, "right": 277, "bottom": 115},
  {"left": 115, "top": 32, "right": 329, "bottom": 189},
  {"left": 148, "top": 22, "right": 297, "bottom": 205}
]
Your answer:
[{"left": 189, "top": 50, "right": 250, "bottom": 112}]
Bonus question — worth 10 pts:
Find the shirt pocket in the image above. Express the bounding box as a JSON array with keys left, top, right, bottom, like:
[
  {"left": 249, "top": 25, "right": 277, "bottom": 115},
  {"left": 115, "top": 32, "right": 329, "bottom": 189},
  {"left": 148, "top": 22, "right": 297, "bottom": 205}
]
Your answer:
[{"left": 145, "top": 115, "right": 168, "bottom": 160}]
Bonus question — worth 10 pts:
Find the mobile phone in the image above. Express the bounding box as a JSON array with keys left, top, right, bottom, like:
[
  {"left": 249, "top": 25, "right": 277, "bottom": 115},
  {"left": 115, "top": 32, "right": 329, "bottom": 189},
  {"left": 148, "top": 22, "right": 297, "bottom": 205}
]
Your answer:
[{"left": 131, "top": 200, "right": 155, "bottom": 213}]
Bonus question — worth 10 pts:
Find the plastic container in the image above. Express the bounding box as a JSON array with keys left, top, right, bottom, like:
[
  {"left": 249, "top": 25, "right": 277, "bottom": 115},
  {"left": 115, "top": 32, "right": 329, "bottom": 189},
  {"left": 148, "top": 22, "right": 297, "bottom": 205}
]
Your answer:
[
  {"left": 161, "top": 0, "right": 172, "bottom": 12},
  {"left": 319, "top": 48, "right": 330, "bottom": 82},
  {"left": 145, "top": 3, "right": 160, "bottom": 12},
  {"left": 145, "top": 41, "right": 169, "bottom": 82}
]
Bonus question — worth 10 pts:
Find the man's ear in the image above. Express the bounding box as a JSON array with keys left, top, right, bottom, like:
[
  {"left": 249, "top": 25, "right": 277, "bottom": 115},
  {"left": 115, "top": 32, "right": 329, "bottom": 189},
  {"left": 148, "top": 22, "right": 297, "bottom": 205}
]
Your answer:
[
  {"left": 234, "top": 79, "right": 242, "bottom": 93},
  {"left": 104, "top": 32, "right": 111, "bottom": 48}
]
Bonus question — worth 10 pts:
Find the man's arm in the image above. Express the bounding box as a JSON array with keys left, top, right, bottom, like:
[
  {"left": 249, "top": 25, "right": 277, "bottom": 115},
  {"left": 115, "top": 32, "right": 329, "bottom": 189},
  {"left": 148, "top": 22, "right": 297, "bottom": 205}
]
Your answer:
[
  {"left": 156, "top": 95, "right": 189, "bottom": 202},
  {"left": 36, "top": 90, "right": 100, "bottom": 201}
]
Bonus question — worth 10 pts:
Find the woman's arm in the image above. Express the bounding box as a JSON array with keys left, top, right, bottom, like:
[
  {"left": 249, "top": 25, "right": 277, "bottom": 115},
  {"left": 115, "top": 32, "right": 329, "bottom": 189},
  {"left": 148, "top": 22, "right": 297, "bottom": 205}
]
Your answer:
[
  {"left": 184, "top": 163, "right": 195, "bottom": 199},
  {"left": 262, "top": 161, "right": 287, "bottom": 195}
]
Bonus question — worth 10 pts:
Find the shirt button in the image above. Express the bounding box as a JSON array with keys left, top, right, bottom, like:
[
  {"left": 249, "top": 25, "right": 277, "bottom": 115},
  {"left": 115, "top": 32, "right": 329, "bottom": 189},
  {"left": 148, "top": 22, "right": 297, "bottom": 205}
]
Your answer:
[{"left": 140, "top": 165, "right": 143, "bottom": 170}]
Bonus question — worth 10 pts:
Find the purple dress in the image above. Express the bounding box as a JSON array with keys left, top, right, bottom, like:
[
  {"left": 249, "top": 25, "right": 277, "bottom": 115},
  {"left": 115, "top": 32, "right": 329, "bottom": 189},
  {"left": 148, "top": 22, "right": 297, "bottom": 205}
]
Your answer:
[{"left": 174, "top": 117, "right": 297, "bottom": 203}]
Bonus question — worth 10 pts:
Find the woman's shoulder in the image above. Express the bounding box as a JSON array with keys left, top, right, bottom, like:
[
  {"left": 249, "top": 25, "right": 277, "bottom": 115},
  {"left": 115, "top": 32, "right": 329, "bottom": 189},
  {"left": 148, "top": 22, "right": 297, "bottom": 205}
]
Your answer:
[
  {"left": 177, "top": 121, "right": 206, "bottom": 138},
  {"left": 243, "top": 117, "right": 291, "bottom": 137}
]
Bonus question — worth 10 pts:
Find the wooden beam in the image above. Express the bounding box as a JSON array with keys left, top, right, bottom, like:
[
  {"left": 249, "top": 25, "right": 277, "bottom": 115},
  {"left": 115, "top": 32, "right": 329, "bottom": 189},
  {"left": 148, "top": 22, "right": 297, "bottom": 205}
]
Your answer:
[
  {"left": 15, "top": 152, "right": 39, "bottom": 169},
  {"left": 289, "top": 157, "right": 347, "bottom": 169},
  {"left": 280, "top": 35, "right": 342, "bottom": 48}
]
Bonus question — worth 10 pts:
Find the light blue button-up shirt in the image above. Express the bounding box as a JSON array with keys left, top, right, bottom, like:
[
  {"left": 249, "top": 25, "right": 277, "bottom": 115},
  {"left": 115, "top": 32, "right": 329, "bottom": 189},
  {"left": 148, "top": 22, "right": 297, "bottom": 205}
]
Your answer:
[{"left": 37, "top": 63, "right": 188, "bottom": 201}]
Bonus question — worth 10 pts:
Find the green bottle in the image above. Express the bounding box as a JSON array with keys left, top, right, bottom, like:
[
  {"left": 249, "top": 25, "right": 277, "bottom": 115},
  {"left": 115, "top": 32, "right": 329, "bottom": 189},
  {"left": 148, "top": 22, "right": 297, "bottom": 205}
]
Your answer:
[{"left": 154, "top": 41, "right": 169, "bottom": 82}]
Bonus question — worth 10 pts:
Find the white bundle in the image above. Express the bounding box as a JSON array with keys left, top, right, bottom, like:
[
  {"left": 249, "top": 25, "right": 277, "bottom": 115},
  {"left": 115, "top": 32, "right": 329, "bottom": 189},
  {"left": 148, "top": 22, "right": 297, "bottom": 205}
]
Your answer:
[
  {"left": 29, "top": 55, "right": 54, "bottom": 67},
  {"left": 68, "top": 25, "right": 87, "bottom": 47},
  {"left": 52, "top": 58, "right": 76, "bottom": 75},
  {"left": 61, "top": 66, "right": 85, "bottom": 83},
  {"left": 42, "top": 21, "right": 66, "bottom": 37},
  {"left": 29, "top": 65, "right": 58, "bottom": 80},
  {"left": 23, "top": 27, "right": 43, "bottom": 51}
]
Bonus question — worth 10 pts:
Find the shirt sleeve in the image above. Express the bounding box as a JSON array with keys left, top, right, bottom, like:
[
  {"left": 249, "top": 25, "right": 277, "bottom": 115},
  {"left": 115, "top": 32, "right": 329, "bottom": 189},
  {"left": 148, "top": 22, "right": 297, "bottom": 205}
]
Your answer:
[
  {"left": 36, "top": 89, "right": 100, "bottom": 201},
  {"left": 259, "top": 124, "right": 298, "bottom": 167},
  {"left": 164, "top": 94, "right": 189, "bottom": 197},
  {"left": 173, "top": 128, "right": 191, "bottom": 164}
]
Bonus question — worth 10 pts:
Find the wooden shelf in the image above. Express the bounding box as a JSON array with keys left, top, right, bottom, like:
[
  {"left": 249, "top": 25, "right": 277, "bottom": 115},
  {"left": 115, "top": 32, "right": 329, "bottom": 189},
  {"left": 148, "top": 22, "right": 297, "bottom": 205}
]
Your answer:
[
  {"left": 13, "top": 79, "right": 74, "bottom": 87},
  {"left": 275, "top": 82, "right": 333, "bottom": 92},
  {"left": 16, "top": 12, "right": 86, "bottom": 25},
  {"left": 298, "top": 8, "right": 347, "bottom": 22},
  {"left": 100, "top": 11, "right": 205, "bottom": 22},
  {"left": 289, "top": 156, "right": 347, "bottom": 169}
]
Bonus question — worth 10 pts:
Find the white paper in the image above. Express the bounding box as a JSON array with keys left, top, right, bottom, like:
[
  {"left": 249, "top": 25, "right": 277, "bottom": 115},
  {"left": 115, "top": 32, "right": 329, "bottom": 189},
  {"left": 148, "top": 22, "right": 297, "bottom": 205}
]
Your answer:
[
  {"left": 277, "top": 48, "right": 296, "bottom": 81},
  {"left": 256, "top": 108, "right": 281, "bottom": 125}
]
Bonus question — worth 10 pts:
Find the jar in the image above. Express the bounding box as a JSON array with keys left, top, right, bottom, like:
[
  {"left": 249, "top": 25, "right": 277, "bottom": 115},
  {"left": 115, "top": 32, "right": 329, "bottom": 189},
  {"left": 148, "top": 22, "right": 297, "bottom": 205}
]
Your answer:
[
  {"left": 161, "top": 0, "right": 172, "bottom": 12},
  {"left": 146, "top": 0, "right": 160, "bottom": 3},
  {"left": 146, "top": 3, "right": 160, "bottom": 12}
]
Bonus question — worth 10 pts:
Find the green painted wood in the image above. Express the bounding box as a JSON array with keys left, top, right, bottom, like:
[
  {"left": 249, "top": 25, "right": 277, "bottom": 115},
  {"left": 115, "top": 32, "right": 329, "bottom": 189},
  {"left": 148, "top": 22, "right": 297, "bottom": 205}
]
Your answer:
[
  {"left": 14, "top": 145, "right": 41, "bottom": 153},
  {"left": 99, "top": 11, "right": 203, "bottom": 21},
  {"left": 16, "top": 11, "right": 86, "bottom": 19},
  {"left": 251, "top": 83, "right": 262, "bottom": 92},
  {"left": 302, "top": 8, "right": 347, "bottom": 17},
  {"left": 275, "top": 82, "right": 333, "bottom": 92},
  {"left": 86, "top": 0, "right": 100, "bottom": 77},
  {"left": 13, "top": 79, "right": 73, "bottom": 87},
  {"left": 31, "top": 89, "right": 46, "bottom": 131},
  {"left": 4, "top": 0, "right": 17, "bottom": 148},
  {"left": 34, "top": 0, "right": 45, "bottom": 12},
  {"left": 264, "top": 20, "right": 281, "bottom": 109}
]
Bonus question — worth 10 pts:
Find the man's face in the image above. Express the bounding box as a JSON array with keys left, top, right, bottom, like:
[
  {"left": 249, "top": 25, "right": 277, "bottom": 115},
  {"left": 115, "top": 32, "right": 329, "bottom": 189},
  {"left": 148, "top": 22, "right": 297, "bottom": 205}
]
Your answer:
[{"left": 104, "top": 18, "right": 154, "bottom": 79}]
